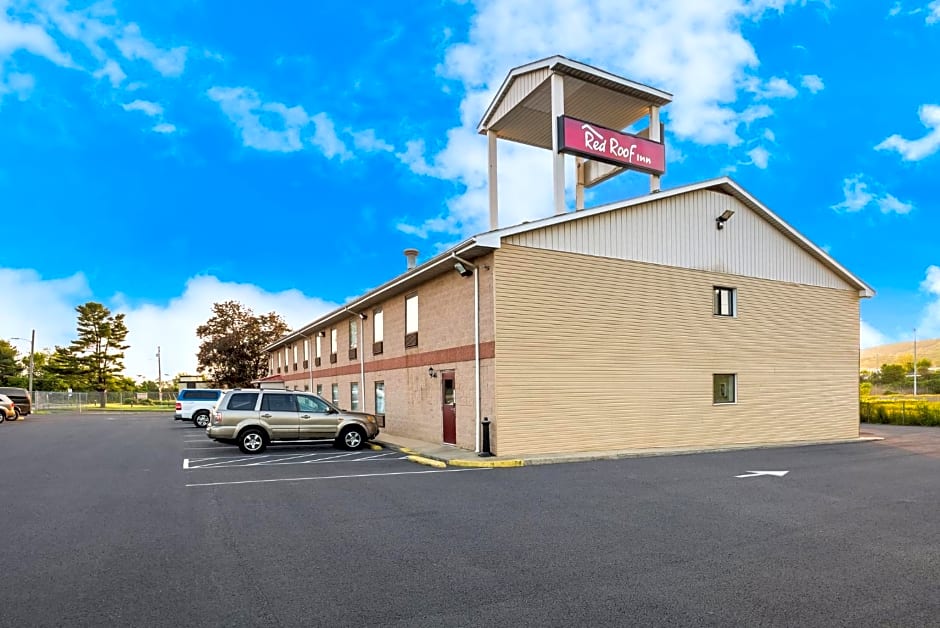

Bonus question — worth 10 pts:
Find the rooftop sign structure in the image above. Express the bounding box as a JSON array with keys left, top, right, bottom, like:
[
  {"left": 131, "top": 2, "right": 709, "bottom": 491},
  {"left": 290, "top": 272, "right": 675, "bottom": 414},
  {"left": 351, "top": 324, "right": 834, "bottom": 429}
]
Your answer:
[{"left": 478, "top": 56, "right": 672, "bottom": 228}]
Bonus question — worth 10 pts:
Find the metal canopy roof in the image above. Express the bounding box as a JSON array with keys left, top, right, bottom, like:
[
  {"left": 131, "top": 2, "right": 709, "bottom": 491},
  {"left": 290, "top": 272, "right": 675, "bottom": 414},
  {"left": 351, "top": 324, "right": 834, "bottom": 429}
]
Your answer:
[{"left": 477, "top": 56, "right": 673, "bottom": 149}]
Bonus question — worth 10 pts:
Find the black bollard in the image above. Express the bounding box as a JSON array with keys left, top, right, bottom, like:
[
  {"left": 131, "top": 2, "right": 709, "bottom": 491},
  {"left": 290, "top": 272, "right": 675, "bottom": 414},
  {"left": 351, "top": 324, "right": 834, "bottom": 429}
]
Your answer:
[{"left": 479, "top": 416, "right": 494, "bottom": 457}]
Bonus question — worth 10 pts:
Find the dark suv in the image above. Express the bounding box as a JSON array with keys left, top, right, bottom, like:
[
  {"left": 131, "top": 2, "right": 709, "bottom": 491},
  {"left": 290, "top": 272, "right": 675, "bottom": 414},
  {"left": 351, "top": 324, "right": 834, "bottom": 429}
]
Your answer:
[{"left": 0, "top": 387, "right": 31, "bottom": 419}]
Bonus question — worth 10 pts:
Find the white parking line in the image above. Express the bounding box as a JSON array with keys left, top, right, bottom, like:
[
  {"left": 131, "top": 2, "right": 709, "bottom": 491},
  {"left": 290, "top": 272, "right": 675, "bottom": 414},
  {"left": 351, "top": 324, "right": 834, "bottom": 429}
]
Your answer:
[
  {"left": 186, "top": 467, "right": 491, "bottom": 487},
  {"left": 185, "top": 455, "right": 409, "bottom": 470},
  {"left": 243, "top": 452, "right": 355, "bottom": 466}
]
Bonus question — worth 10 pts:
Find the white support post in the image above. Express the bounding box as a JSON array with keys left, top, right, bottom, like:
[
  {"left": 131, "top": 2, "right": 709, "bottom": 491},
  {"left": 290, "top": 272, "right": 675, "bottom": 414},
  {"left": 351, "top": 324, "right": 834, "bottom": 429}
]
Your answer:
[
  {"left": 551, "top": 73, "right": 566, "bottom": 215},
  {"left": 649, "top": 105, "right": 661, "bottom": 193},
  {"left": 487, "top": 130, "right": 499, "bottom": 230},
  {"left": 575, "top": 157, "right": 585, "bottom": 210}
]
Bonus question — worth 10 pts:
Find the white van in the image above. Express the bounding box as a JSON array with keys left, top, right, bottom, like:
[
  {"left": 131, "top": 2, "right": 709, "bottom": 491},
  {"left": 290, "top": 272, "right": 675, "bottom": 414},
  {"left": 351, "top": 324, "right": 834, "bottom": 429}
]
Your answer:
[{"left": 174, "top": 389, "right": 225, "bottom": 427}]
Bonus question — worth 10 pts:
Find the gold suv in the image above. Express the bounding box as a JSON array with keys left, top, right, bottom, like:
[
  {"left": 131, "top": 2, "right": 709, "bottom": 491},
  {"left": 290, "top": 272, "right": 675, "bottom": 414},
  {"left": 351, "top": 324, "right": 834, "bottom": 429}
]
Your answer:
[{"left": 207, "top": 389, "right": 380, "bottom": 454}]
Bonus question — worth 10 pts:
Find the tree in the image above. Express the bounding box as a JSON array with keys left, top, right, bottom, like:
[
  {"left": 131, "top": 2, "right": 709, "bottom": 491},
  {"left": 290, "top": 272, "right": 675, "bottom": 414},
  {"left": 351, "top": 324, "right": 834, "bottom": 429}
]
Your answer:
[
  {"left": 0, "top": 340, "right": 22, "bottom": 385},
  {"left": 68, "top": 302, "right": 130, "bottom": 407},
  {"left": 197, "top": 300, "right": 289, "bottom": 388},
  {"left": 878, "top": 363, "right": 907, "bottom": 389}
]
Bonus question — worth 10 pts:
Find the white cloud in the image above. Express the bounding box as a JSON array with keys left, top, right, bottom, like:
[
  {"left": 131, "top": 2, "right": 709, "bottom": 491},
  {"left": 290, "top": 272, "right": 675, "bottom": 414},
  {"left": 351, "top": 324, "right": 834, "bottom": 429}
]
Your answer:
[
  {"left": 0, "top": 267, "right": 92, "bottom": 354},
  {"left": 208, "top": 86, "right": 351, "bottom": 158},
  {"left": 0, "top": 268, "right": 339, "bottom": 381},
  {"left": 800, "top": 74, "right": 824, "bottom": 93},
  {"left": 928, "top": 1, "right": 940, "bottom": 23},
  {"left": 860, "top": 320, "right": 890, "bottom": 349},
  {"left": 122, "top": 99, "right": 163, "bottom": 117},
  {"left": 352, "top": 129, "right": 395, "bottom": 153},
  {"left": 152, "top": 122, "right": 176, "bottom": 134},
  {"left": 115, "top": 23, "right": 187, "bottom": 77},
  {"left": 93, "top": 59, "right": 126, "bottom": 86},
  {"left": 918, "top": 265, "right": 940, "bottom": 337},
  {"left": 310, "top": 112, "right": 352, "bottom": 160},
  {"left": 763, "top": 128, "right": 776, "bottom": 142},
  {"left": 875, "top": 104, "right": 940, "bottom": 161},
  {"left": 397, "top": 0, "right": 821, "bottom": 237},
  {"left": 750, "top": 76, "right": 798, "bottom": 99},
  {"left": 0, "top": 71, "right": 35, "bottom": 102},
  {"left": 877, "top": 194, "right": 913, "bottom": 215},
  {"left": 888, "top": 2, "right": 902, "bottom": 17},
  {"left": 747, "top": 146, "right": 770, "bottom": 169},
  {"left": 832, "top": 174, "right": 914, "bottom": 215},
  {"left": 0, "top": 5, "right": 75, "bottom": 67}
]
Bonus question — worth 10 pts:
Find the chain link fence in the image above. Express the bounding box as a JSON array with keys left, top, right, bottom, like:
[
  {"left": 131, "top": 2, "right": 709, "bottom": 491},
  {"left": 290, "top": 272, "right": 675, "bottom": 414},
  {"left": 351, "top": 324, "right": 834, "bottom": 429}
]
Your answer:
[{"left": 32, "top": 391, "right": 177, "bottom": 412}]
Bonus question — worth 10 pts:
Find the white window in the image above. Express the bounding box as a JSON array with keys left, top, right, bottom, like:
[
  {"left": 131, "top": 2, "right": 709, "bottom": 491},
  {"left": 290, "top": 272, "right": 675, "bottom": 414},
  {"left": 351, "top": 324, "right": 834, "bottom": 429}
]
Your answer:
[
  {"left": 349, "top": 319, "right": 358, "bottom": 350},
  {"left": 303, "top": 339, "right": 309, "bottom": 362},
  {"left": 277, "top": 352, "right": 281, "bottom": 371},
  {"left": 331, "top": 383, "right": 339, "bottom": 406},
  {"left": 375, "top": 381, "right": 385, "bottom": 414},
  {"left": 292, "top": 344, "right": 298, "bottom": 367},
  {"left": 350, "top": 382, "right": 359, "bottom": 411},
  {"left": 714, "top": 287, "right": 736, "bottom": 317},
  {"left": 405, "top": 294, "right": 418, "bottom": 333},
  {"left": 373, "top": 308, "right": 384, "bottom": 343},
  {"left": 713, "top": 374, "right": 736, "bottom": 404},
  {"left": 330, "top": 328, "right": 338, "bottom": 354},
  {"left": 284, "top": 348, "right": 290, "bottom": 372},
  {"left": 316, "top": 335, "right": 322, "bottom": 359}
]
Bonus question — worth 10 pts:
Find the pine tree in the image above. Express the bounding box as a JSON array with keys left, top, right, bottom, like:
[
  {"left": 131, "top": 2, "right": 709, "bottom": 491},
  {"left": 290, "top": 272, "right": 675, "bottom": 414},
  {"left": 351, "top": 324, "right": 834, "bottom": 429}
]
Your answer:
[{"left": 68, "top": 302, "right": 130, "bottom": 407}]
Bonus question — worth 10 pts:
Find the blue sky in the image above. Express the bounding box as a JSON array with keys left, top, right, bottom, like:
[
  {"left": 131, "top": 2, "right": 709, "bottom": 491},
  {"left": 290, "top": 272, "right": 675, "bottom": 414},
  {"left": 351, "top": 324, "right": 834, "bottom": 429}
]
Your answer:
[{"left": 1, "top": 0, "right": 939, "bottom": 378}]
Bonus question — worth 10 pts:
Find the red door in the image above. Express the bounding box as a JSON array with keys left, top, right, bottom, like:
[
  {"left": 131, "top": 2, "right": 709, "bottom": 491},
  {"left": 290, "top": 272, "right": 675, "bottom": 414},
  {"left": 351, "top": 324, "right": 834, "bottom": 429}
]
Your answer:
[{"left": 442, "top": 371, "right": 456, "bottom": 445}]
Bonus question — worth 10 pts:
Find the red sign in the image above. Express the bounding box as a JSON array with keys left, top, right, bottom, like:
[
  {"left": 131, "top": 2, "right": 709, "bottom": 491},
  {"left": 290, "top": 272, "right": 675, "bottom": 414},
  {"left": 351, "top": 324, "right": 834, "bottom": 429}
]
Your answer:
[{"left": 557, "top": 115, "right": 665, "bottom": 175}]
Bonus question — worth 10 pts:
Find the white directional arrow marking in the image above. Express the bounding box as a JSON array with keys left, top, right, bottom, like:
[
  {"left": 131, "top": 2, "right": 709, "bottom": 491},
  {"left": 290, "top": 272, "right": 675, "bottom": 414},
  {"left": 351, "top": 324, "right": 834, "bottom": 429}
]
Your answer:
[{"left": 735, "top": 470, "right": 789, "bottom": 478}]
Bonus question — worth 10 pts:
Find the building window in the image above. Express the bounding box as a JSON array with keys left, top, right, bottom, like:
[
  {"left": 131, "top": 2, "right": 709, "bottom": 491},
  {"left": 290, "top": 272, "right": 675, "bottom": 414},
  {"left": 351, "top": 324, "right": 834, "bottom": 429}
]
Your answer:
[
  {"left": 713, "top": 374, "right": 736, "bottom": 404},
  {"left": 304, "top": 384, "right": 309, "bottom": 392},
  {"left": 373, "top": 308, "right": 384, "bottom": 355},
  {"left": 303, "top": 339, "right": 309, "bottom": 369},
  {"left": 316, "top": 384, "right": 323, "bottom": 397},
  {"left": 350, "top": 382, "right": 359, "bottom": 411},
  {"left": 349, "top": 319, "right": 358, "bottom": 360},
  {"left": 292, "top": 344, "right": 298, "bottom": 370},
  {"left": 284, "top": 348, "right": 290, "bottom": 372},
  {"left": 330, "top": 328, "right": 338, "bottom": 363},
  {"left": 331, "top": 383, "right": 339, "bottom": 407},
  {"left": 374, "top": 381, "right": 385, "bottom": 427},
  {"left": 405, "top": 293, "right": 418, "bottom": 348},
  {"left": 714, "top": 287, "right": 736, "bottom": 317},
  {"left": 315, "top": 335, "right": 322, "bottom": 366},
  {"left": 276, "top": 352, "right": 281, "bottom": 373}
]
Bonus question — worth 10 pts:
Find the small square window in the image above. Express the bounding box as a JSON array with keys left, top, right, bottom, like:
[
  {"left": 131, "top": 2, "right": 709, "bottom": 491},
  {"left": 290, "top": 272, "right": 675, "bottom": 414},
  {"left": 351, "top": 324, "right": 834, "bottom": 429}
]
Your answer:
[
  {"left": 331, "top": 383, "right": 339, "bottom": 407},
  {"left": 350, "top": 382, "right": 359, "bottom": 411},
  {"left": 713, "top": 374, "right": 736, "bottom": 404},
  {"left": 714, "top": 287, "right": 736, "bottom": 317}
]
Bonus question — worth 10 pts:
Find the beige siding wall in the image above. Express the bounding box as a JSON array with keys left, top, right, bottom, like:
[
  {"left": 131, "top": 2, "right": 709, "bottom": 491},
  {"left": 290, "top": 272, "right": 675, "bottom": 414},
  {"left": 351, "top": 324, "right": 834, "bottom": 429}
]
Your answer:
[
  {"left": 506, "top": 190, "right": 853, "bottom": 291},
  {"left": 278, "top": 253, "right": 497, "bottom": 451},
  {"left": 492, "top": 244, "right": 860, "bottom": 456}
]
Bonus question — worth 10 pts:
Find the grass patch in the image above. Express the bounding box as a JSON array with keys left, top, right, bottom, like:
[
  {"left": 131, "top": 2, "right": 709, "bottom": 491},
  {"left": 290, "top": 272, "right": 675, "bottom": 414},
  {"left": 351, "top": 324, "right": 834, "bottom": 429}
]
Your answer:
[{"left": 861, "top": 396, "right": 940, "bottom": 427}]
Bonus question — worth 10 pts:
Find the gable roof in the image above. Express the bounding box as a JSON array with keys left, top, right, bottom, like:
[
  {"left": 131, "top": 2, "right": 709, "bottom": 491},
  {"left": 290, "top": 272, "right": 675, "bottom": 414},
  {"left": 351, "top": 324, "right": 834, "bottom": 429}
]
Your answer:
[{"left": 266, "top": 177, "right": 872, "bottom": 351}]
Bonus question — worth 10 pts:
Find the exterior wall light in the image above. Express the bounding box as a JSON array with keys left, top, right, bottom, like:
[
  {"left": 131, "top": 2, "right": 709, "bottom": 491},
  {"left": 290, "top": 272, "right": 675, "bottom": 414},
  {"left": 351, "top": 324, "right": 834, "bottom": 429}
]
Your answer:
[
  {"left": 454, "top": 261, "right": 474, "bottom": 277},
  {"left": 716, "top": 209, "right": 735, "bottom": 230},
  {"left": 428, "top": 367, "right": 437, "bottom": 378}
]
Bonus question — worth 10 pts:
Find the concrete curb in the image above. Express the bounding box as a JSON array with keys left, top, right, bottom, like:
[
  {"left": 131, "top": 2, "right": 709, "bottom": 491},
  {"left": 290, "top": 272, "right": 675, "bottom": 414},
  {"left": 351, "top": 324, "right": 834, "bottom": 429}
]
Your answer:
[
  {"left": 406, "top": 455, "right": 447, "bottom": 469},
  {"left": 367, "top": 443, "right": 383, "bottom": 451},
  {"left": 449, "top": 458, "right": 525, "bottom": 468}
]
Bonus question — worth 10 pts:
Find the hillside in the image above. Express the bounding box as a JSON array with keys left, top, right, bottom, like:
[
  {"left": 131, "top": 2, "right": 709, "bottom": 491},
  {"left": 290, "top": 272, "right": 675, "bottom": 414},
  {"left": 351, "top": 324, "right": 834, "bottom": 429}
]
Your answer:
[{"left": 861, "top": 338, "right": 940, "bottom": 370}]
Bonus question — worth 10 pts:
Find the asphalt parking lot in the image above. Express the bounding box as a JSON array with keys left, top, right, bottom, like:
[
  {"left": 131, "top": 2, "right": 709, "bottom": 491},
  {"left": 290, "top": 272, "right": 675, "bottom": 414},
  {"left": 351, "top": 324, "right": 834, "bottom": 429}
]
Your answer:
[{"left": 1, "top": 414, "right": 938, "bottom": 627}]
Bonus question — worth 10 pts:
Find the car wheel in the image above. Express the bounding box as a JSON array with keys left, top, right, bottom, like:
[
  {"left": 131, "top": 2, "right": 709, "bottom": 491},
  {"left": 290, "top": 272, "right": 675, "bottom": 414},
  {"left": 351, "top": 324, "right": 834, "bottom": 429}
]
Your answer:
[
  {"left": 14, "top": 408, "right": 20, "bottom": 420},
  {"left": 0, "top": 412, "right": 5, "bottom": 423},
  {"left": 193, "top": 412, "right": 210, "bottom": 428},
  {"left": 337, "top": 426, "right": 366, "bottom": 450},
  {"left": 238, "top": 429, "right": 267, "bottom": 454}
]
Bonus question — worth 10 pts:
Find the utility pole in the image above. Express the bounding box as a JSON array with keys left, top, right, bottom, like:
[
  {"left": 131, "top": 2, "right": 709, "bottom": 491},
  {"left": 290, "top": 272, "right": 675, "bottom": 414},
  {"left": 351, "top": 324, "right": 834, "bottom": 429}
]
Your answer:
[
  {"left": 28, "top": 329, "right": 35, "bottom": 400},
  {"left": 157, "top": 346, "right": 163, "bottom": 403}
]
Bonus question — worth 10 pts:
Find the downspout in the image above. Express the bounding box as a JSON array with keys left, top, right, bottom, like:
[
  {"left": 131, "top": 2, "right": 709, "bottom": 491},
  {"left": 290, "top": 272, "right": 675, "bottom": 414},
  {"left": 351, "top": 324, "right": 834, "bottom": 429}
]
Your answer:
[
  {"left": 345, "top": 307, "right": 367, "bottom": 410},
  {"left": 452, "top": 253, "right": 480, "bottom": 453}
]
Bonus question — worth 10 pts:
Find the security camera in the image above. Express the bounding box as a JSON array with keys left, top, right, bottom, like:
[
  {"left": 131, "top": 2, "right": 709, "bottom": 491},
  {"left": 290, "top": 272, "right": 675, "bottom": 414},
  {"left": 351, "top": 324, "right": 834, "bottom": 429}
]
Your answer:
[{"left": 454, "top": 262, "right": 474, "bottom": 277}]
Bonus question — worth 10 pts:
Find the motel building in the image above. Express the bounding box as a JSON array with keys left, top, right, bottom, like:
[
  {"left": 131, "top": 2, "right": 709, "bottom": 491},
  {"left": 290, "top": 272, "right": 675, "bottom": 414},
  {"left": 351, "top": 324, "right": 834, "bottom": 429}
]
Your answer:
[{"left": 262, "top": 56, "right": 873, "bottom": 457}]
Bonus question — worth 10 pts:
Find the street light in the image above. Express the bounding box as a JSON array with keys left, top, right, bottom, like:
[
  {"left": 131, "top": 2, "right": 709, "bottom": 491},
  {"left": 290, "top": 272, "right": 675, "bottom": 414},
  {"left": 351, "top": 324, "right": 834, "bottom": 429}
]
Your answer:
[{"left": 9, "top": 330, "right": 35, "bottom": 400}]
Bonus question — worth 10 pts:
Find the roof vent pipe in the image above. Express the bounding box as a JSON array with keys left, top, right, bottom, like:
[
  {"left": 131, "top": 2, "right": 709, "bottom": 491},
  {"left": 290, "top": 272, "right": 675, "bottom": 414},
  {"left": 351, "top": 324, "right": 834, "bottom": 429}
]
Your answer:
[{"left": 404, "top": 248, "right": 419, "bottom": 270}]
